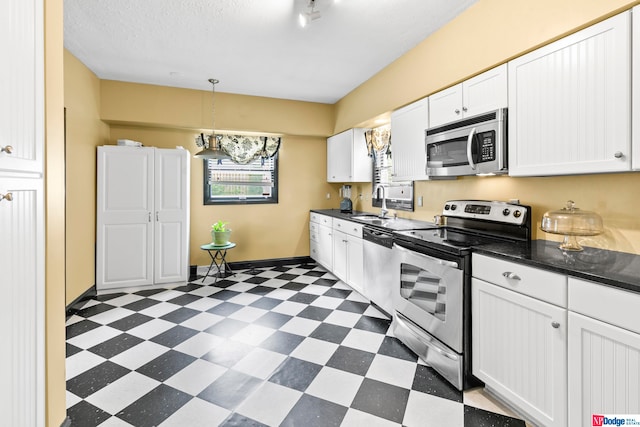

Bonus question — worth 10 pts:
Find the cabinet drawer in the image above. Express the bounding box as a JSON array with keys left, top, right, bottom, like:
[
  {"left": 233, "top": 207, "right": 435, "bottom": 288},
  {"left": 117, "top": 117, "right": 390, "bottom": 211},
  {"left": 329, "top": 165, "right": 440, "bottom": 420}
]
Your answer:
[
  {"left": 333, "top": 218, "right": 362, "bottom": 238},
  {"left": 309, "top": 222, "right": 319, "bottom": 243},
  {"left": 569, "top": 277, "right": 640, "bottom": 334},
  {"left": 472, "top": 254, "right": 567, "bottom": 307},
  {"left": 310, "top": 241, "right": 320, "bottom": 262},
  {"left": 310, "top": 212, "right": 332, "bottom": 226}
]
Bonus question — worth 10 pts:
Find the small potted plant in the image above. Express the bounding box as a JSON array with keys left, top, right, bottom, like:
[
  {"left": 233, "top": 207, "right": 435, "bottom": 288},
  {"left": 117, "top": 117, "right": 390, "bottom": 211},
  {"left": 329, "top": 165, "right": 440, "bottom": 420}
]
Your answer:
[{"left": 211, "top": 220, "right": 231, "bottom": 245}]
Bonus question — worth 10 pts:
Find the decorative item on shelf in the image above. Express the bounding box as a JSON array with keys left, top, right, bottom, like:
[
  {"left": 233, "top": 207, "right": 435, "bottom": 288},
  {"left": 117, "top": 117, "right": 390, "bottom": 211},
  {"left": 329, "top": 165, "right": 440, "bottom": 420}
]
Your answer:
[
  {"left": 540, "top": 200, "right": 604, "bottom": 251},
  {"left": 211, "top": 220, "right": 232, "bottom": 246}
]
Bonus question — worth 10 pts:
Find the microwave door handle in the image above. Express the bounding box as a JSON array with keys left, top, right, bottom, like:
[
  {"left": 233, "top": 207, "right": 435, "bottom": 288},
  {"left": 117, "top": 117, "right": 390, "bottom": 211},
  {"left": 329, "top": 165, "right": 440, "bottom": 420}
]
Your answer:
[{"left": 466, "top": 127, "right": 477, "bottom": 170}]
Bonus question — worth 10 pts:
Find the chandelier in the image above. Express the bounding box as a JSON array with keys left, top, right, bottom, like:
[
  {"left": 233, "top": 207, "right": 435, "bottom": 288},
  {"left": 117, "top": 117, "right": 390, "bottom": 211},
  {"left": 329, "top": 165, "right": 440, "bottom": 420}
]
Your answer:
[{"left": 194, "top": 79, "right": 231, "bottom": 160}]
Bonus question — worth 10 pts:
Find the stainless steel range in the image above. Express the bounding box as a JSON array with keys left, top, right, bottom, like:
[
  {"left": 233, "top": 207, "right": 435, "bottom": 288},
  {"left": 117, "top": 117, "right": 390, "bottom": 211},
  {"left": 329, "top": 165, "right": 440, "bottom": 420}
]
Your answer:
[{"left": 391, "top": 200, "right": 532, "bottom": 390}]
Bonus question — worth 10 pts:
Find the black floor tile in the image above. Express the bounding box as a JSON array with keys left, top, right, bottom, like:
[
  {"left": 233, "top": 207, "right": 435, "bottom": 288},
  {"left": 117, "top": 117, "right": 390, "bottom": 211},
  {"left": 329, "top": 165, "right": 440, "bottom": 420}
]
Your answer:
[
  {"left": 66, "top": 361, "right": 130, "bottom": 398},
  {"left": 167, "top": 293, "right": 202, "bottom": 306},
  {"left": 67, "top": 400, "right": 111, "bottom": 427},
  {"left": 249, "top": 296, "right": 282, "bottom": 310},
  {"left": 323, "top": 288, "right": 352, "bottom": 299},
  {"left": 95, "top": 292, "right": 127, "bottom": 302},
  {"left": 353, "top": 315, "right": 390, "bottom": 334},
  {"left": 133, "top": 288, "right": 166, "bottom": 297},
  {"left": 116, "top": 384, "right": 192, "bottom": 427},
  {"left": 201, "top": 339, "right": 253, "bottom": 368},
  {"left": 271, "top": 265, "right": 294, "bottom": 272},
  {"left": 326, "top": 345, "right": 375, "bottom": 376},
  {"left": 122, "top": 297, "right": 161, "bottom": 312},
  {"left": 268, "top": 357, "right": 322, "bottom": 392},
  {"left": 303, "top": 270, "right": 325, "bottom": 277},
  {"left": 66, "top": 342, "right": 83, "bottom": 357},
  {"left": 107, "top": 312, "right": 154, "bottom": 332},
  {"left": 287, "top": 292, "right": 319, "bottom": 304},
  {"left": 377, "top": 336, "right": 418, "bottom": 362},
  {"left": 150, "top": 325, "right": 199, "bottom": 348},
  {"left": 281, "top": 281, "right": 308, "bottom": 292},
  {"left": 463, "top": 405, "right": 526, "bottom": 426},
  {"left": 336, "top": 300, "right": 369, "bottom": 314},
  {"left": 173, "top": 283, "right": 204, "bottom": 292},
  {"left": 254, "top": 311, "right": 293, "bottom": 329},
  {"left": 210, "top": 289, "right": 242, "bottom": 301},
  {"left": 297, "top": 306, "right": 332, "bottom": 321},
  {"left": 204, "top": 318, "right": 248, "bottom": 338},
  {"left": 309, "top": 323, "right": 351, "bottom": 345},
  {"left": 275, "top": 273, "right": 298, "bottom": 281},
  {"left": 136, "top": 349, "right": 196, "bottom": 382},
  {"left": 220, "top": 412, "right": 269, "bottom": 427},
  {"left": 244, "top": 276, "right": 270, "bottom": 285},
  {"left": 412, "top": 365, "right": 463, "bottom": 403},
  {"left": 210, "top": 278, "right": 237, "bottom": 288},
  {"left": 259, "top": 331, "right": 305, "bottom": 355},
  {"left": 280, "top": 394, "right": 347, "bottom": 427},
  {"left": 198, "top": 370, "right": 262, "bottom": 410},
  {"left": 66, "top": 319, "right": 101, "bottom": 339},
  {"left": 160, "top": 307, "right": 201, "bottom": 324},
  {"left": 312, "top": 278, "right": 338, "bottom": 286},
  {"left": 207, "top": 301, "right": 243, "bottom": 317},
  {"left": 246, "top": 285, "right": 274, "bottom": 295},
  {"left": 87, "top": 333, "right": 144, "bottom": 359},
  {"left": 76, "top": 303, "right": 116, "bottom": 318},
  {"left": 351, "top": 378, "right": 410, "bottom": 423}
]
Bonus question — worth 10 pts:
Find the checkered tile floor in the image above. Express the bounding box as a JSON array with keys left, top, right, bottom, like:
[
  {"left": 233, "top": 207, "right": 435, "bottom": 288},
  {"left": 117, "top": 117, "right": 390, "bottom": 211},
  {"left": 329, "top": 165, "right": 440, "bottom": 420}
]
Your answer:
[{"left": 66, "top": 262, "right": 525, "bottom": 427}]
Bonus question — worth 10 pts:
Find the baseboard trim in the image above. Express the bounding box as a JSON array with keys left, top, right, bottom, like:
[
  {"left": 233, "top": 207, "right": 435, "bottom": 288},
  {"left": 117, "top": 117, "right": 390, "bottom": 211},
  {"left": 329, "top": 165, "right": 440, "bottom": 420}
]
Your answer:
[
  {"left": 60, "top": 416, "right": 72, "bottom": 427},
  {"left": 65, "top": 285, "right": 97, "bottom": 319},
  {"left": 228, "top": 256, "right": 313, "bottom": 271}
]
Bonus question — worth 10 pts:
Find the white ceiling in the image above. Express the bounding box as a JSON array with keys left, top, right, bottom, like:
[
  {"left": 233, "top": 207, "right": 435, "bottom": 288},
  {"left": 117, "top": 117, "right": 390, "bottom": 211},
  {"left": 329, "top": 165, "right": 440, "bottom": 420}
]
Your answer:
[{"left": 64, "top": 0, "right": 478, "bottom": 104}]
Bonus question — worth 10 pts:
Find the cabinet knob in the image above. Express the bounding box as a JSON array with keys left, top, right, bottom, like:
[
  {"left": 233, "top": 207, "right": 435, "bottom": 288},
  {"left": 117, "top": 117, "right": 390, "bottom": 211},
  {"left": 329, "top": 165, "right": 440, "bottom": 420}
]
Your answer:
[
  {"left": 614, "top": 151, "right": 624, "bottom": 159},
  {"left": 502, "top": 271, "right": 521, "bottom": 281},
  {"left": 0, "top": 192, "right": 13, "bottom": 202},
  {"left": 1, "top": 145, "right": 13, "bottom": 154},
  {"left": 462, "top": 106, "right": 468, "bottom": 112},
  {"left": 454, "top": 109, "right": 460, "bottom": 114},
  {"left": 551, "top": 321, "right": 560, "bottom": 329}
]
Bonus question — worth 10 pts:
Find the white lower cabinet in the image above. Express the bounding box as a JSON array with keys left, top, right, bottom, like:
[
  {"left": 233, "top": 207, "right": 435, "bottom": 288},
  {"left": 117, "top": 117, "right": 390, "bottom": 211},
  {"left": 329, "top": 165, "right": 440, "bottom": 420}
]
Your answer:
[
  {"left": 568, "top": 277, "right": 640, "bottom": 427},
  {"left": 472, "top": 278, "right": 567, "bottom": 427},
  {"left": 332, "top": 219, "right": 364, "bottom": 295},
  {"left": 309, "top": 213, "right": 333, "bottom": 271}
]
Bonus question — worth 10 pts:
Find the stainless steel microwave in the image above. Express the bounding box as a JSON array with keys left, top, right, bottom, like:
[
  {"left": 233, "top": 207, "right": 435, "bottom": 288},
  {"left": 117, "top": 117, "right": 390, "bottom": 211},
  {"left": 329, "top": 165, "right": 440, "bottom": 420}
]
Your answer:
[{"left": 425, "top": 108, "right": 507, "bottom": 177}]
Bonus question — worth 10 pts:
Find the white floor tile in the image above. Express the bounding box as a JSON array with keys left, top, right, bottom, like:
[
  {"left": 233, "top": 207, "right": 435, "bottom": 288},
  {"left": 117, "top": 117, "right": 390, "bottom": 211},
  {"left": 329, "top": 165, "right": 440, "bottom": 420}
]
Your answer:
[
  {"left": 102, "top": 294, "right": 145, "bottom": 307},
  {"left": 323, "top": 310, "right": 362, "bottom": 328},
  {"left": 279, "top": 317, "right": 321, "bottom": 336},
  {"left": 261, "top": 278, "right": 288, "bottom": 288},
  {"left": 165, "top": 359, "right": 227, "bottom": 396},
  {"left": 265, "top": 288, "right": 297, "bottom": 300},
  {"left": 366, "top": 354, "right": 417, "bottom": 389},
  {"left": 310, "top": 295, "right": 343, "bottom": 309},
  {"left": 226, "top": 292, "right": 262, "bottom": 306},
  {"left": 187, "top": 286, "right": 221, "bottom": 298},
  {"left": 255, "top": 270, "right": 282, "bottom": 278},
  {"left": 184, "top": 296, "right": 223, "bottom": 311},
  {"left": 305, "top": 366, "right": 364, "bottom": 407},
  {"left": 65, "top": 314, "right": 86, "bottom": 327},
  {"left": 148, "top": 289, "right": 185, "bottom": 302},
  {"left": 290, "top": 275, "right": 318, "bottom": 284},
  {"left": 66, "top": 350, "right": 106, "bottom": 380},
  {"left": 179, "top": 312, "right": 224, "bottom": 331},
  {"left": 231, "top": 347, "right": 287, "bottom": 380},
  {"left": 342, "top": 408, "right": 401, "bottom": 427},
  {"left": 235, "top": 381, "right": 302, "bottom": 426},
  {"left": 228, "top": 306, "right": 268, "bottom": 323},
  {"left": 365, "top": 305, "right": 391, "bottom": 319},
  {"left": 346, "top": 291, "right": 369, "bottom": 303},
  {"left": 226, "top": 282, "right": 257, "bottom": 293},
  {"left": 88, "top": 307, "right": 137, "bottom": 325},
  {"left": 290, "top": 337, "right": 339, "bottom": 365},
  {"left": 342, "top": 328, "right": 385, "bottom": 353},
  {"left": 138, "top": 301, "right": 182, "bottom": 318},
  {"left": 126, "top": 318, "right": 175, "bottom": 340},
  {"left": 66, "top": 325, "right": 123, "bottom": 350},
  {"left": 403, "top": 391, "right": 464, "bottom": 427},
  {"left": 271, "top": 300, "right": 307, "bottom": 316},
  {"left": 231, "top": 324, "right": 275, "bottom": 346},
  {"left": 109, "top": 340, "right": 168, "bottom": 370},
  {"left": 85, "top": 372, "right": 159, "bottom": 415},
  {"left": 66, "top": 390, "right": 82, "bottom": 409},
  {"left": 173, "top": 331, "right": 226, "bottom": 358},
  {"left": 158, "top": 397, "right": 230, "bottom": 427},
  {"left": 99, "top": 416, "right": 136, "bottom": 427},
  {"left": 300, "top": 284, "right": 330, "bottom": 295}
]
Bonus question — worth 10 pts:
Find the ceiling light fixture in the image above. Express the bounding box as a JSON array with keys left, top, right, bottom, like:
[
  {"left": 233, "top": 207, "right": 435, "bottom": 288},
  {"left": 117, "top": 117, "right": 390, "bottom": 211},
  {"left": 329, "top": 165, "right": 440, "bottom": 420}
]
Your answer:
[
  {"left": 194, "top": 78, "right": 231, "bottom": 160},
  {"left": 299, "top": 0, "right": 321, "bottom": 27}
]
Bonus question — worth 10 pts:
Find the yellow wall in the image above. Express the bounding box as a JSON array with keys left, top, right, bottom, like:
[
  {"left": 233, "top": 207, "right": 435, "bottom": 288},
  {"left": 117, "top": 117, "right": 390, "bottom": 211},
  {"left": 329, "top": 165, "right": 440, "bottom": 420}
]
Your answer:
[
  {"left": 336, "top": 0, "right": 640, "bottom": 254},
  {"left": 45, "top": 0, "right": 66, "bottom": 425},
  {"left": 63, "top": 51, "right": 110, "bottom": 305}
]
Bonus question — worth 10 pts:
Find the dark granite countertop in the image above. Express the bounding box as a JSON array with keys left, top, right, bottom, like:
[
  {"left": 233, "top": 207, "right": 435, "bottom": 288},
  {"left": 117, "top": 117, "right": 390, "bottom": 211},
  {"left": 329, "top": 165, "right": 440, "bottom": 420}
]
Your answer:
[
  {"left": 311, "top": 209, "right": 435, "bottom": 231},
  {"left": 475, "top": 240, "right": 640, "bottom": 293}
]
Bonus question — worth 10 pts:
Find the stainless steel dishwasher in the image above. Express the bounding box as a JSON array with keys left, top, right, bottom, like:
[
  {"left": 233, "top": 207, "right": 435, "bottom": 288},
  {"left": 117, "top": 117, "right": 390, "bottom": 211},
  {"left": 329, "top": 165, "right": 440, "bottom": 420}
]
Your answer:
[{"left": 362, "top": 226, "right": 395, "bottom": 316}]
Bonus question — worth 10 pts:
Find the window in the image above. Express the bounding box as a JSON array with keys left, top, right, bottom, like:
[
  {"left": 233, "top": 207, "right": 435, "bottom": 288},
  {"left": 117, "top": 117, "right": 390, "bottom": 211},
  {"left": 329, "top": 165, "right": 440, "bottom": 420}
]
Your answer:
[{"left": 203, "top": 154, "right": 278, "bottom": 204}]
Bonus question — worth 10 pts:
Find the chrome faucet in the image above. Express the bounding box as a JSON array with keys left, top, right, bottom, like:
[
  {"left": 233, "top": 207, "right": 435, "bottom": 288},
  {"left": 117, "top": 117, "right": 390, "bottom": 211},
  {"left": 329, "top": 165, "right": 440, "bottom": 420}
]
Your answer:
[{"left": 374, "top": 184, "right": 388, "bottom": 218}]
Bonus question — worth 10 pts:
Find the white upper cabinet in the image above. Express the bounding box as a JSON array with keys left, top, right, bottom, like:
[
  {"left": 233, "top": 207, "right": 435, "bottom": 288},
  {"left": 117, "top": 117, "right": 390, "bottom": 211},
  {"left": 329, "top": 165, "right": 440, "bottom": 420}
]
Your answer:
[
  {"left": 429, "top": 64, "right": 507, "bottom": 128},
  {"left": 390, "top": 97, "right": 429, "bottom": 181},
  {"left": 508, "top": 11, "right": 631, "bottom": 176},
  {"left": 327, "top": 128, "right": 372, "bottom": 182},
  {"left": 632, "top": 6, "right": 640, "bottom": 170}
]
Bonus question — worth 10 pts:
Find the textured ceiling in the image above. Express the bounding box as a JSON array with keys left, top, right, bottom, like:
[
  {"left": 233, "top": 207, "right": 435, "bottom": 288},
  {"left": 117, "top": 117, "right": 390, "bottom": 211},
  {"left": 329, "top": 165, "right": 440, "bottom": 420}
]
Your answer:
[{"left": 64, "top": 0, "right": 478, "bottom": 104}]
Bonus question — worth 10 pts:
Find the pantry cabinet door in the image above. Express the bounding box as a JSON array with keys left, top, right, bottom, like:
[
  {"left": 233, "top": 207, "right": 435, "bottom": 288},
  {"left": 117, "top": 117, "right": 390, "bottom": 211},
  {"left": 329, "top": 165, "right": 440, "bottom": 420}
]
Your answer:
[{"left": 509, "top": 11, "right": 631, "bottom": 176}]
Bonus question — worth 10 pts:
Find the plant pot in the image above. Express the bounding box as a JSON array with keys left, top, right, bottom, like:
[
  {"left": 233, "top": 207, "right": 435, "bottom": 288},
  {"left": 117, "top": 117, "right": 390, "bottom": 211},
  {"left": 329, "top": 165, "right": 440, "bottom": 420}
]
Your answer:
[{"left": 211, "top": 230, "right": 231, "bottom": 245}]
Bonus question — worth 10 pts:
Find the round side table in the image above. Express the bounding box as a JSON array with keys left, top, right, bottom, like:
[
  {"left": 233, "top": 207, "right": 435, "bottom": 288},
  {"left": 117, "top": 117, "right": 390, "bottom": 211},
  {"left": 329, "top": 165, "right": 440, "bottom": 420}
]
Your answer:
[{"left": 200, "top": 242, "right": 236, "bottom": 283}]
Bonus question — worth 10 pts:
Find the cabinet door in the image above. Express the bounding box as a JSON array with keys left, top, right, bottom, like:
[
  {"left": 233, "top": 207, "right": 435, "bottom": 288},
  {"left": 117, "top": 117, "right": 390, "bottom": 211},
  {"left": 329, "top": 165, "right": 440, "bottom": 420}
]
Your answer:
[
  {"left": 472, "top": 278, "right": 567, "bottom": 427},
  {"left": 97, "top": 147, "right": 154, "bottom": 289},
  {"left": 463, "top": 64, "right": 507, "bottom": 118},
  {"left": 508, "top": 11, "right": 631, "bottom": 176},
  {"left": 317, "top": 223, "right": 333, "bottom": 271},
  {"left": 154, "top": 149, "right": 189, "bottom": 284},
  {"left": 632, "top": 5, "right": 640, "bottom": 171},
  {"left": 0, "top": 178, "right": 44, "bottom": 427},
  {"left": 429, "top": 84, "right": 462, "bottom": 128},
  {"left": 346, "top": 235, "right": 364, "bottom": 295},
  {"left": 332, "top": 230, "right": 348, "bottom": 283},
  {"left": 327, "top": 130, "right": 352, "bottom": 182},
  {"left": 390, "top": 98, "right": 429, "bottom": 181},
  {"left": 568, "top": 312, "right": 640, "bottom": 427}
]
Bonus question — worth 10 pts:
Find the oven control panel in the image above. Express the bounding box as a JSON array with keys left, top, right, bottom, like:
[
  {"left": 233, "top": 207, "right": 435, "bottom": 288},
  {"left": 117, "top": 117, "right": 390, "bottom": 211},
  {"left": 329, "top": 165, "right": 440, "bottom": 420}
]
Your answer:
[{"left": 443, "top": 200, "right": 528, "bottom": 225}]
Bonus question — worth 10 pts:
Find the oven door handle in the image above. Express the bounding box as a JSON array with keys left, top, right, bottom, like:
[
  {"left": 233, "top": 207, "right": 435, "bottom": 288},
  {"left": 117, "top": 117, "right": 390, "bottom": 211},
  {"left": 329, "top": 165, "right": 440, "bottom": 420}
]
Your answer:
[
  {"left": 466, "top": 127, "right": 477, "bottom": 170},
  {"left": 394, "top": 243, "right": 459, "bottom": 269}
]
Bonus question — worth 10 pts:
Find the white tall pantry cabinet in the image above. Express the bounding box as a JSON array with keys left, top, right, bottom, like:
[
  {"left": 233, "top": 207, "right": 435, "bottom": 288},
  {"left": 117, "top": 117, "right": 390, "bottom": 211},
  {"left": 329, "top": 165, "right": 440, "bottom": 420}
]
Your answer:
[
  {"left": 0, "top": 0, "right": 45, "bottom": 425},
  {"left": 97, "top": 146, "right": 190, "bottom": 290}
]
